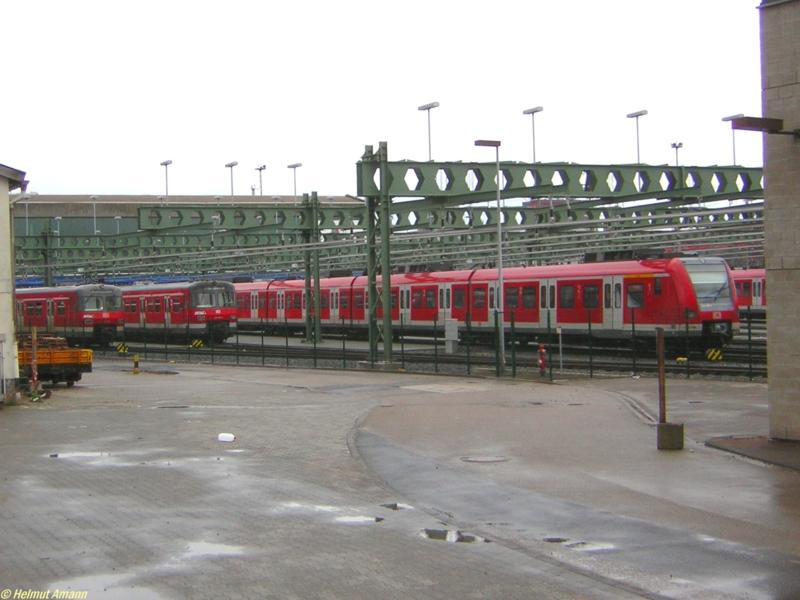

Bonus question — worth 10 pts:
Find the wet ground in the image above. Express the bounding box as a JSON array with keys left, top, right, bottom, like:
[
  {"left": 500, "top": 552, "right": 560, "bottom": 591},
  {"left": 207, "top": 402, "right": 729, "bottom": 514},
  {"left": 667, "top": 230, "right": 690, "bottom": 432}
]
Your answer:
[{"left": 0, "top": 360, "right": 798, "bottom": 599}]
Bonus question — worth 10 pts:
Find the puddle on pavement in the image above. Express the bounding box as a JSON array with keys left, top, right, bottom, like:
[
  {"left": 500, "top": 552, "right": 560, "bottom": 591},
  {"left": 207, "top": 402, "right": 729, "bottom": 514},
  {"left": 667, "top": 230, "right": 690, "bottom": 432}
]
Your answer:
[
  {"left": 183, "top": 541, "right": 245, "bottom": 559},
  {"left": 335, "top": 515, "right": 384, "bottom": 524},
  {"left": 279, "top": 501, "right": 340, "bottom": 513},
  {"left": 48, "top": 574, "right": 163, "bottom": 599},
  {"left": 421, "top": 529, "right": 487, "bottom": 543},
  {"left": 544, "top": 537, "right": 569, "bottom": 543},
  {"left": 544, "top": 537, "right": 615, "bottom": 552},
  {"left": 460, "top": 456, "right": 509, "bottom": 464},
  {"left": 157, "top": 405, "right": 190, "bottom": 409},
  {"left": 381, "top": 502, "right": 414, "bottom": 511}
]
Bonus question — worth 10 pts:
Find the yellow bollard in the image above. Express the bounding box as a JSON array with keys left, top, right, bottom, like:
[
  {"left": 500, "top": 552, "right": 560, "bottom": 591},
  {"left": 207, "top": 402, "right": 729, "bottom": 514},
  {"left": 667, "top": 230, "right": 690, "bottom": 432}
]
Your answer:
[{"left": 133, "top": 354, "right": 140, "bottom": 375}]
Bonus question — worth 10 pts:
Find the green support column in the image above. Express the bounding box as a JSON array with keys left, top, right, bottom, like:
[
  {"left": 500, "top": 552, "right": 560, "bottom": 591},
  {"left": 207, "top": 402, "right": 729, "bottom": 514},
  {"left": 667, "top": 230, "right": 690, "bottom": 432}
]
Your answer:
[
  {"left": 366, "top": 196, "right": 378, "bottom": 363},
  {"left": 312, "top": 192, "right": 322, "bottom": 343},
  {"left": 302, "top": 193, "right": 313, "bottom": 343},
  {"left": 378, "top": 142, "right": 393, "bottom": 364},
  {"left": 42, "top": 229, "right": 54, "bottom": 286}
]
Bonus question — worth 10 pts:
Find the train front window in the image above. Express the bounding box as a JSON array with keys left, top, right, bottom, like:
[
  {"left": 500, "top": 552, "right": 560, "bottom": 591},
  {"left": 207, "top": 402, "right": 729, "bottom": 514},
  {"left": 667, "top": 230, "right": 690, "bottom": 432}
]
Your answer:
[
  {"left": 79, "top": 293, "right": 122, "bottom": 312},
  {"left": 191, "top": 286, "right": 235, "bottom": 308},
  {"left": 684, "top": 261, "right": 732, "bottom": 308}
]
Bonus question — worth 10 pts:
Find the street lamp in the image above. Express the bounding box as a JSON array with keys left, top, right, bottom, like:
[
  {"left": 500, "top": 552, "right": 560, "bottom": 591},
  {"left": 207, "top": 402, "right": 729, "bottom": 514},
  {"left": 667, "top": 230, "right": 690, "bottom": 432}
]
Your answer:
[
  {"left": 287, "top": 163, "right": 302, "bottom": 202},
  {"left": 626, "top": 109, "right": 648, "bottom": 163},
  {"left": 474, "top": 139, "right": 505, "bottom": 372},
  {"left": 256, "top": 164, "right": 266, "bottom": 196},
  {"left": 225, "top": 161, "right": 238, "bottom": 196},
  {"left": 722, "top": 114, "right": 745, "bottom": 165},
  {"left": 90, "top": 195, "right": 98, "bottom": 235},
  {"left": 160, "top": 160, "right": 172, "bottom": 202},
  {"left": 522, "top": 106, "right": 544, "bottom": 163},
  {"left": 418, "top": 101, "right": 440, "bottom": 161},
  {"left": 671, "top": 142, "right": 683, "bottom": 166}
]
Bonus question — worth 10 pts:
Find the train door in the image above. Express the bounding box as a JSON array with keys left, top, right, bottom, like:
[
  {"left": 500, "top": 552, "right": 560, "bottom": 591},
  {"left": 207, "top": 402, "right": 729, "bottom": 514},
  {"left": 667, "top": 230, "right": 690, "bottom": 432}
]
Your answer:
[
  {"left": 753, "top": 278, "right": 764, "bottom": 308},
  {"left": 538, "top": 279, "right": 557, "bottom": 332},
  {"left": 438, "top": 284, "right": 450, "bottom": 324},
  {"left": 46, "top": 299, "right": 55, "bottom": 331},
  {"left": 276, "top": 291, "right": 285, "bottom": 322},
  {"left": 410, "top": 285, "right": 437, "bottom": 323},
  {"left": 52, "top": 297, "right": 69, "bottom": 333},
  {"left": 250, "top": 291, "right": 259, "bottom": 321},
  {"left": 602, "top": 276, "right": 624, "bottom": 330}
]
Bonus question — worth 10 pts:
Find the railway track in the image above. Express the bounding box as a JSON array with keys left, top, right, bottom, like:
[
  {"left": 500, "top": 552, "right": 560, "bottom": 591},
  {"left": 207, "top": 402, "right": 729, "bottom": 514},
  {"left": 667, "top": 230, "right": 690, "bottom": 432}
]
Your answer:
[{"left": 103, "top": 335, "right": 767, "bottom": 380}]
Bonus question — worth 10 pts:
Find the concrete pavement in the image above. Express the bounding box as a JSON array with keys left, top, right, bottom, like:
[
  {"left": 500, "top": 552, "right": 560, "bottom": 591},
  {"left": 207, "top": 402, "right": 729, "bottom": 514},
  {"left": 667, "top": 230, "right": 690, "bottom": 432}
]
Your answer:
[{"left": 0, "top": 359, "right": 797, "bottom": 599}]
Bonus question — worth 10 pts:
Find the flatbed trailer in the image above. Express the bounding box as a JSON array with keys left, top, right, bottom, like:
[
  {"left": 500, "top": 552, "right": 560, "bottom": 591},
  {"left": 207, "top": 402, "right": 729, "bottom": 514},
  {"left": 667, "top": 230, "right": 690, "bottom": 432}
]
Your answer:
[{"left": 17, "top": 335, "right": 93, "bottom": 387}]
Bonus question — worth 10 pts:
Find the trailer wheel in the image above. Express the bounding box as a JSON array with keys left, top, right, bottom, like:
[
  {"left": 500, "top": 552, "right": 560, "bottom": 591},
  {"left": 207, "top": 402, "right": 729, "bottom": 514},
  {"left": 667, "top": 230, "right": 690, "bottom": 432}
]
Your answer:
[{"left": 66, "top": 380, "right": 75, "bottom": 387}]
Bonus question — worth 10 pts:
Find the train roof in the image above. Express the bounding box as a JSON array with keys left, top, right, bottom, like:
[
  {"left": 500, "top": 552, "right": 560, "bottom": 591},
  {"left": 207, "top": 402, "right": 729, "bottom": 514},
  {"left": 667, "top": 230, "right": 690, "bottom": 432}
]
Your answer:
[
  {"left": 731, "top": 268, "right": 765, "bottom": 279},
  {"left": 121, "top": 280, "right": 234, "bottom": 293},
  {"left": 16, "top": 283, "right": 121, "bottom": 295}
]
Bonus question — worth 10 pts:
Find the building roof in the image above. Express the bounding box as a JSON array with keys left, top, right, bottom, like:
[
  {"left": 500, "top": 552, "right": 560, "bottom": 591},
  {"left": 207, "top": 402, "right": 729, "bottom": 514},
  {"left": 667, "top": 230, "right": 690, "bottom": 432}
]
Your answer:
[{"left": 0, "top": 164, "right": 27, "bottom": 191}]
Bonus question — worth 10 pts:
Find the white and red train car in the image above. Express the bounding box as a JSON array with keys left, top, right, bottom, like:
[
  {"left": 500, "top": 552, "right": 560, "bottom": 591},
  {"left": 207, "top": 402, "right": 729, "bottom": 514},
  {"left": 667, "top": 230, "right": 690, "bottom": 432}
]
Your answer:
[
  {"left": 120, "top": 280, "right": 238, "bottom": 343},
  {"left": 15, "top": 284, "right": 125, "bottom": 345},
  {"left": 235, "top": 256, "right": 739, "bottom": 347},
  {"left": 731, "top": 268, "right": 766, "bottom": 313}
]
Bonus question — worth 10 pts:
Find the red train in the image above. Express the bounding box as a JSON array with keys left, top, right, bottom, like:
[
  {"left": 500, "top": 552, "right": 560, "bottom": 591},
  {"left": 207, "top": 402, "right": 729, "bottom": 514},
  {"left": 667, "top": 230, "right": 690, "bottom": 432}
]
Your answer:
[
  {"left": 120, "top": 281, "right": 238, "bottom": 343},
  {"left": 731, "top": 268, "right": 767, "bottom": 313},
  {"left": 15, "top": 284, "right": 125, "bottom": 345},
  {"left": 234, "top": 256, "right": 739, "bottom": 348}
]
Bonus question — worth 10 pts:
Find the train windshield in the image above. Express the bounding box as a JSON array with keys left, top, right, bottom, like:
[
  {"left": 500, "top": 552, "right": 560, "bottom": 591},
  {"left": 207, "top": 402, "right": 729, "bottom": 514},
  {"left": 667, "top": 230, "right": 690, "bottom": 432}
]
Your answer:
[
  {"left": 683, "top": 261, "right": 733, "bottom": 309},
  {"left": 191, "top": 285, "right": 235, "bottom": 308},
  {"left": 79, "top": 291, "right": 122, "bottom": 312}
]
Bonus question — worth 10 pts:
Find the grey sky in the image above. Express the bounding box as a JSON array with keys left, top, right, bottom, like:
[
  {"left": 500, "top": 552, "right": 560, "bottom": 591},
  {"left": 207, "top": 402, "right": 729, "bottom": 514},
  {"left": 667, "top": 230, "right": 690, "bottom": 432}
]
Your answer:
[{"left": 4, "top": 0, "right": 762, "bottom": 197}]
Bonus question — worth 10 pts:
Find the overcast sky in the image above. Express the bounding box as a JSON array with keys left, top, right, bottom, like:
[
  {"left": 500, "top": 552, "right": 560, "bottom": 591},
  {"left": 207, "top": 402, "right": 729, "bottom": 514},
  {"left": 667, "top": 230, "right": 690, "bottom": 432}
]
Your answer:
[{"left": 4, "top": 0, "right": 763, "bottom": 198}]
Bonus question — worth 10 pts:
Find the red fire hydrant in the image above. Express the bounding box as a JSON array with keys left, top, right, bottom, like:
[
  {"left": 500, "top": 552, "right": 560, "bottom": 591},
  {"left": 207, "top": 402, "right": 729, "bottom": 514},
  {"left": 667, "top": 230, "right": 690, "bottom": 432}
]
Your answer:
[{"left": 537, "top": 342, "right": 546, "bottom": 377}]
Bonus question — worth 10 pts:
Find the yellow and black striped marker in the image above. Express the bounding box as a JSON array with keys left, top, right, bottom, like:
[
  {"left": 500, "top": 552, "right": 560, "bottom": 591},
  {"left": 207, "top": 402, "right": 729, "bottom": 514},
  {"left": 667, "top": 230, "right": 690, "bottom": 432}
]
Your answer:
[
  {"left": 190, "top": 339, "right": 204, "bottom": 349},
  {"left": 705, "top": 348, "right": 723, "bottom": 361},
  {"left": 116, "top": 342, "right": 129, "bottom": 353},
  {"left": 676, "top": 356, "right": 688, "bottom": 364}
]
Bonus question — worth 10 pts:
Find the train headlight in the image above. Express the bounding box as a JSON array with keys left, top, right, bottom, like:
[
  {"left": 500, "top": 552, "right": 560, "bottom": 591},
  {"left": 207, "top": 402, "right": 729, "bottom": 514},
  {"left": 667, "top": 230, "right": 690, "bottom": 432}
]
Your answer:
[
  {"left": 685, "top": 310, "right": 697, "bottom": 319},
  {"left": 196, "top": 313, "right": 206, "bottom": 322},
  {"left": 712, "top": 322, "right": 730, "bottom": 334},
  {"left": 83, "top": 317, "right": 94, "bottom": 325}
]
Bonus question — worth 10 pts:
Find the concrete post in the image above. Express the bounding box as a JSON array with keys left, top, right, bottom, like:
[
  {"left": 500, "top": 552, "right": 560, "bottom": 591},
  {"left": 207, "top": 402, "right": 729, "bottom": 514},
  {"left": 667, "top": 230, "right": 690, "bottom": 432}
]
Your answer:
[{"left": 1, "top": 166, "right": 26, "bottom": 402}]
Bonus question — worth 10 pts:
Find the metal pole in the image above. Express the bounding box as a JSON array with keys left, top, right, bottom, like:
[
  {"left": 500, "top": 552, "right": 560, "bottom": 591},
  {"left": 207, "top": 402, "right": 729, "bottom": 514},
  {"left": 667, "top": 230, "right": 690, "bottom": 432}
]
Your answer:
[
  {"left": 731, "top": 129, "right": 737, "bottom": 165},
  {"left": 426, "top": 109, "right": 432, "bottom": 161},
  {"left": 635, "top": 117, "right": 641, "bottom": 163},
  {"left": 494, "top": 146, "right": 505, "bottom": 371},
  {"left": 657, "top": 328, "right": 666, "bottom": 423}
]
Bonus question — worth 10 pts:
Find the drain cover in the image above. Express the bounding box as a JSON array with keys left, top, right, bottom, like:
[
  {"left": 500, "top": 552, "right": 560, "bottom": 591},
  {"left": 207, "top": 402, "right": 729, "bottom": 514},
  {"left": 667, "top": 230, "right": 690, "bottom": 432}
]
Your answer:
[{"left": 460, "top": 456, "right": 509, "bottom": 463}]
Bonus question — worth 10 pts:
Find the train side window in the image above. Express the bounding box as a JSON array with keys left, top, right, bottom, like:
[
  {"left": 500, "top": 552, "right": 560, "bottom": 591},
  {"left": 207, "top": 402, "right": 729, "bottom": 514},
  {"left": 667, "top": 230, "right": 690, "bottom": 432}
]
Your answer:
[
  {"left": 446, "top": 288, "right": 451, "bottom": 309},
  {"left": 412, "top": 290, "right": 422, "bottom": 308},
  {"left": 549, "top": 285, "right": 555, "bottom": 309},
  {"left": 426, "top": 289, "right": 436, "bottom": 309},
  {"left": 124, "top": 301, "right": 137, "bottom": 313},
  {"left": 355, "top": 293, "right": 364, "bottom": 309},
  {"left": 147, "top": 298, "right": 162, "bottom": 312},
  {"left": 56, "top": 301, "right": 66, "bottom": 316},
  {"left": 439, "top": 289, "right": 444, "bottom": 309},
  {"left": 340, "top": 294, "right": 348, "bottom": 309},
  {"left": 522, "top": 287, "right": 536, "bottom": 309},
  {"left": 604, "top": 283, "right": 611, "bottom": 309},
  {"left": 753, "top": 281, "right": 760, "bottom": 297},
  {"left": 259, "top": 296, "right": 266, "bottom": 309},
  {"left": 26, "top": 302, "right": 43, "bottom": 316},
  {"left": 614, "top": 283, "right": 622, "bottom": 308},
  {"left": 654, "top": 278, "right": 662, "bottom": 296},
  {"left": 473, "top": 288, "right": 486, "bottom": 308},
  {"left": 321, "top": 295, "right": 329, "bottom": 309},
  {"left": 172, "top": 300, "right": 183, "bottom": 312},
  {"left": 583, "top": 285, "right": 599, "bottom": 308},
  {"left": 627, "top": 283, "right": 645, "bottom": 308},
  {"left": 743, "top": 281, "right": 752, "bottom": 296},
  {"left": 489, "top": 287, "right": 495, "bottom": 309},
  {"left": 559, "top": 285, "right": 575, "bottom": 308},
  {"left": 506, "top": 286, "right": 518, "bottom": 309},
  {"left": 391, "top": 292, "right": 398, "bottom": 309},
  {"left": 454, "top": 288, "right": 465, "bottom": 309},
  {"left": 541, "top": 286, "right": 547, "bottom": 309}
]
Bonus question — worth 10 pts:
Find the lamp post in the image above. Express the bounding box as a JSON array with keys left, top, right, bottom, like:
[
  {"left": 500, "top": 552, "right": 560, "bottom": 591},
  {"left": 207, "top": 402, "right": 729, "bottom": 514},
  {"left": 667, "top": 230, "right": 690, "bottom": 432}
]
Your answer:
[
  {"left": 626, "top": 109, "right": 648, "bottom": 163},
  {"left": 256, "top": 164, "right": 266, "bottom": 196},
  {"left": 474, "top": 139, "right": 505, "bottom": 372},
  {"left": 722, "top": 114, "right": 745, "bottom": 165},
  {"left": 418, "top": 101, "right": 440, "bottom": 161},
  {"left": 90, "top": 195, "right": 98, "bottom": 234},
  {"left": 114, "top": 215, "right": 122, "bottom": 235},
  {"left": 522, "top": 106, "right": 544, "bottom": 163},
  {"left": 160, "top": 160, "right": 172, "bottom": 202},
  {"left": 225, "top": 161, "right": 238, "bottom": 196},
  {"left": 287, "top": 163, "right": 302, "bottom": 202},
  {"left": 671, "top": 142, "right": 683, "bottom": 166}
]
